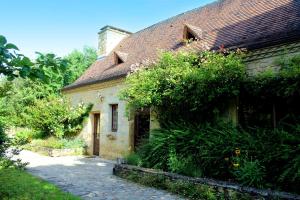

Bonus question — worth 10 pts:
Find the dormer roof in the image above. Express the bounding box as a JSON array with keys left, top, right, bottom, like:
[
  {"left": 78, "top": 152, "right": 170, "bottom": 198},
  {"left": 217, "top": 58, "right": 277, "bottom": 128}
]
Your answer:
[
  {"left": 115, "top": 51, "right": 128, "bottom": 63},
  {"left": 184, "top": 24, "right": 203, "bottom": 40}
]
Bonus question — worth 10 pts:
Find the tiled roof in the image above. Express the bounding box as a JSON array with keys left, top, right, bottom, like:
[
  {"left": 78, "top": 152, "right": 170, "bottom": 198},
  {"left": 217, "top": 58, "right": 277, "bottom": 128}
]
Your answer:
[{"left": 63, "top": 0, "right": 300, "bottom": 91}]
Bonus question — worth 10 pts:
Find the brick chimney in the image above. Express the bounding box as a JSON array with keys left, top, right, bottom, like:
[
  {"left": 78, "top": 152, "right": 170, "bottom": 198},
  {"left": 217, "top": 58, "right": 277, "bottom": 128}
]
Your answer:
[{"left": 97, "top": 25, "right": 131, "bottom": 59}]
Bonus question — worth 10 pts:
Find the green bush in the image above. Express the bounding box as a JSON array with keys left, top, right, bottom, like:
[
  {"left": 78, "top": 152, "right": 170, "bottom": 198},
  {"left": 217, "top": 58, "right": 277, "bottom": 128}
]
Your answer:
[
  {"left": 232, "top": 159, "right": 265, "bottom": 188},
  {"left": 60, "top": 138, "right": 86, "bottom": 149},
  {"left": 24, "top": 137, "right": 86, "bottom": 150},
  {"left": 167, "top": 150, "right": 202, "bottom": 177},
  {"left": 126, "top": 153, "right": 143, "bottom": 166},
  {"left": 120, "top": 50, "right": 246, "bottom": 124},
  {"left": 133, "top": 122, "right": 299, "bottom": 193},
  {"left": 0, "top": 123, "right": 25, "bottom": 169},
  {"left": 0, "top": 123, "right": 8, "bottom": 159},
  {"left": 120, "top": 50, "right": 300, "bottom": 193},
  {"left": 23, "top": 96, "right": 92, "bottom": 138},
  {"left": 13, "top": 129, "right": 41, "bottom": 145}
]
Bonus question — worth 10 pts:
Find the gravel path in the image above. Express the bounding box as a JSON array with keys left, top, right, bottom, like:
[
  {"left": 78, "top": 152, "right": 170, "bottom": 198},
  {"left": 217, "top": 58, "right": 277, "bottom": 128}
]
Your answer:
[{"left": 18, "top": 150, "right": 184, "bottom": 200}]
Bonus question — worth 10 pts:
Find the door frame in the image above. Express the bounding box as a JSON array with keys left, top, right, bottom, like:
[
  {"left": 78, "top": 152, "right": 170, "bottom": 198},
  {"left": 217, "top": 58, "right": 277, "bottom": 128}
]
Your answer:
[
  {"left": 134, "top": 108, "right": 150, "bottom": 149},
  {"left": 92, "top": 112, "right": 100, "bottom": 156}
]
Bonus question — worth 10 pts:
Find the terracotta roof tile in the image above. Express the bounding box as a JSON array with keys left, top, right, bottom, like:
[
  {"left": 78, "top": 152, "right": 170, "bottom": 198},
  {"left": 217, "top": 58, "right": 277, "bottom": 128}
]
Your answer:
[{"left": 63, "top": 0, "right": 300, "bottom": 91}]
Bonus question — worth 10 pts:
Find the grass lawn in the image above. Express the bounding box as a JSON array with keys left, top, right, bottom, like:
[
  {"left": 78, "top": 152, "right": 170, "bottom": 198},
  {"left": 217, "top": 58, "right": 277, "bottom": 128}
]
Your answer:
[{"left": 0, "top": 168, "right": 80, "bottom": 200}]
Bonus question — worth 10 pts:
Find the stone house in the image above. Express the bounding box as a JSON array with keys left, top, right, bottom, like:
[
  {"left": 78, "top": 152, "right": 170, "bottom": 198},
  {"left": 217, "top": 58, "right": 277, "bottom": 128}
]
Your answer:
[{"left": 63, "top": 0, "right": 300, "bottom": 159}]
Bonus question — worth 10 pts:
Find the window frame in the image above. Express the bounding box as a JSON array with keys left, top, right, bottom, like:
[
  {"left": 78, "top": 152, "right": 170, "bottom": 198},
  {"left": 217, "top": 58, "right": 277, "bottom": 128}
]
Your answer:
[
  {"left": 111, "top": 104, "right": 118, "bottom": 132},
  {"left": 114, "top": 53, "right": 124, "bottom": 65}
]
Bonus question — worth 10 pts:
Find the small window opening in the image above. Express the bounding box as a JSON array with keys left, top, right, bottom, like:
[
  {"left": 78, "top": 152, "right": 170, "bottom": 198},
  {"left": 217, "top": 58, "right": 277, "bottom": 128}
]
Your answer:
[
  {"left": 115, "top": 53, "right": 124, "bottom": 65},
  {"left": 116, "top": 56, "right": 123, "bottom": 64},
  {"left": 186, "top": 30, "right": 196, "bottom": 41},
  {"left": 111, "top": 104, "right": 118, "bottom": 132},
  {"left": 183, "top": 25, "right": 201, "bottom": 44}
]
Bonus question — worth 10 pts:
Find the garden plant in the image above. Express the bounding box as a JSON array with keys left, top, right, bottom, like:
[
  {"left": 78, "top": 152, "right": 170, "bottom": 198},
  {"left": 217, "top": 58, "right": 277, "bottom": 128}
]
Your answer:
[{"left": 121, "top": 50, "right": 300, "bottom": 194}]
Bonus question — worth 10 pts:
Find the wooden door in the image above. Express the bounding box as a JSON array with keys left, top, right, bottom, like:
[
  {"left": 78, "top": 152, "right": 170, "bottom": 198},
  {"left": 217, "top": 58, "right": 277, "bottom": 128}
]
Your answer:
[
  {"left": 134, "top": 109, "right": 150, "bottom": 149},
  {"left": 93, "top": 113, "right": 100, "bottom": 156}
]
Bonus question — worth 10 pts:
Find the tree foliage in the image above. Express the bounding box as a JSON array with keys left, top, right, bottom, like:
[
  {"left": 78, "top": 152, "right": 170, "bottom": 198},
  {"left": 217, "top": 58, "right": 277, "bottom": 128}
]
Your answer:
[
  {"left": 63, "top": 46, "right": 97, "bottom": 86},
  {"left": 32, "top": 52, "right": 68, "bottom": 91},
  {"left": 0, "top": 37, "right": 96, "bottom": 139},
  {"left": 0, "top": 35, "right": 33, "bottom": 80},
  {"left": 23, "top": 96, "right": 92, "bottom": 138},
  {"left": 120, "top": 51, "right": 246, "bottom": 123}
]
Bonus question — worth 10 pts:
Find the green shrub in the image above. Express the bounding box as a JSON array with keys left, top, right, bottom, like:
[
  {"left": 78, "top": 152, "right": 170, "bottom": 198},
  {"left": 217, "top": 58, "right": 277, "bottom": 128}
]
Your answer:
[
  {"left": 232, "top": 159, "right": 265, "bottom": 188},
  {"left": 167, "top": 150, "right": 202, "bottom": 177},
  {"left": 133, "top": 122, "right": 299, "bottom": 193},
  {"left": 0, "top": 123, "right": 8, "bottom": 159},
  {"left": 60, "top": 138, "right": 86, "bottom": 149},
  {"left": 120, "top": 50, "right": 246, "bottom": 124},
  {"left": 0, "top": 123, "right": 25, "bottom": 169},
  {"left": 29, "top": 137, "right": 64, "bottom": 149},
  {"left": 23, "top": 96, "right": 92, "bottom": 138},
  {"left": 126, "top": 153, "right": 142, "bottom": 166},
  {"left": 25, "top": 137, "right": 86, "bottom": 150},
  {"left": 13, "top": 129, "right": 41, "bottom": 145},
  {"left": 120, "top": 51, "right": 300, "bottom": 194}
]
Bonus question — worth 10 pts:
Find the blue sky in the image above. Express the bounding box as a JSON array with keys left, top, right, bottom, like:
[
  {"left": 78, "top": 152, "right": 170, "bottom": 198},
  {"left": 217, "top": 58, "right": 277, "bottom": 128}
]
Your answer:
[{"left": 1, "top": 0, "right": 214, "bottom": 59}]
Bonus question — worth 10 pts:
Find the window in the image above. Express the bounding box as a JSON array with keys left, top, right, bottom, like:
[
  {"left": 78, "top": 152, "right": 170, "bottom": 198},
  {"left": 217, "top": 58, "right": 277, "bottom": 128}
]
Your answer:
[
  {"left": 114, "top": 51, "right": 128, "bottom": 65},
  {"left": 183, "top": 24, "right": 202, "bottom": 43},
  {"left": 116, "top": 55, "right": 123, "bottom": 64},
  {"left": 114, "top": 53, "right": 124, "bottom": 65},
  {"left": 111, "top": 104, "right": 118, "bottom": 132},
  {"left": 185, "top": 29, "right": 196, "bottom": 41}
]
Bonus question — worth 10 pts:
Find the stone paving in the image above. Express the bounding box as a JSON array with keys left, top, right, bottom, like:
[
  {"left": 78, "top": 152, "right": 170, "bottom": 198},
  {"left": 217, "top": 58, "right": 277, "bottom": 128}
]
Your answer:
[{"left": 18, "top": 150, "right": 184, "bottom": 200}]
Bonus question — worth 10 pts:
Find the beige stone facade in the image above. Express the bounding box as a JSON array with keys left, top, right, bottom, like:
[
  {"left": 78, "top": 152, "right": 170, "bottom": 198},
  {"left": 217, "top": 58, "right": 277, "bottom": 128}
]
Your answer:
[
  {"left": 64, "top": 78, "right": 160, "bottom": 159},
  {"left": 64, "top": 79, "right": 134, "bottom": 159}
]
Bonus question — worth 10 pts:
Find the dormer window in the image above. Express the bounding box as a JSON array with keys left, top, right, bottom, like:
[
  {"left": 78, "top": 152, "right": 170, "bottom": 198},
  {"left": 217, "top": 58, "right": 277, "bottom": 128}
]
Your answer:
[
  {"left": 115, "top": 54, "right": 124, "bottom": 64},
  {"left": 184, "top": 28, "right": 197, "bottom": 41},
  {"left": 183, "top": 24, "right": 202, "bottom": 43},
  {"left": 114, "top": 51, "right": 128, "bottom": 65}
]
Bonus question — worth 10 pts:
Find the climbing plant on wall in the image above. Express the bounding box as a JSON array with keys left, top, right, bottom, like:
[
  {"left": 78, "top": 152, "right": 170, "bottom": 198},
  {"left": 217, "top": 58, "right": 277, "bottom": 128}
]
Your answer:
[{"left": 120, "top": 50, "right": 246, "bottom": 124}]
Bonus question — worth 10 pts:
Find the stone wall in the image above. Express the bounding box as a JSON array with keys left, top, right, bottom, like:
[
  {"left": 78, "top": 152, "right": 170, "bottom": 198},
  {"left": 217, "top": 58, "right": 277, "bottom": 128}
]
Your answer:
[
  {"left": 64, "top": 79, "right": 134, "bottom": 159},
  {"left": 245, "top": 42, "right": 300, "bottom": 75},
  {"left": 114, "top": 164, "right": 300, "bottom": 200}
]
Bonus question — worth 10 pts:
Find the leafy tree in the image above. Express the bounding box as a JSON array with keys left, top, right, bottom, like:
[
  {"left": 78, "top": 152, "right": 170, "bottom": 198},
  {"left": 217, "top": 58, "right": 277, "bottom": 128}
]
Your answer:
[
  {"left": 63, "top": 46, "right": 97, "bottom": 86},
  {"left": 0, "top": 45, "right": 95, "bottom": 139},
  {"left": 32, "top": 52, "right": 68, "bottom": 92},
  {"left": 0, "top": 35, "right": 70, "bottom": 86},
  {"left": 0, "top": 79, "right": 51, "bottom": 126},
  {"left": 23, "top": 96, "right": 92, "bottom": 138},
  {"left": 0, "top": 35, "right": 35, "bottom": 168},
  {"left": 0, "top": 35, "right": 33, "bottom": 80}
]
